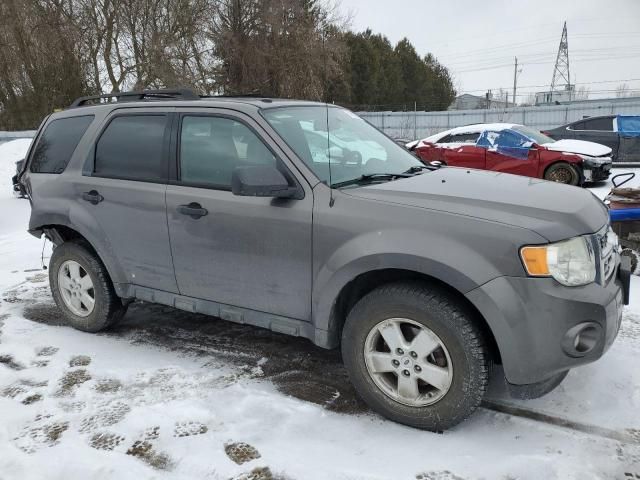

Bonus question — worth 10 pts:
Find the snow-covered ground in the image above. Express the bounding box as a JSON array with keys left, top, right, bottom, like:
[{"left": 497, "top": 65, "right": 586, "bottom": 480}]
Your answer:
[{"left": 1, "top": 138, "right": 639, "bottom": 480}]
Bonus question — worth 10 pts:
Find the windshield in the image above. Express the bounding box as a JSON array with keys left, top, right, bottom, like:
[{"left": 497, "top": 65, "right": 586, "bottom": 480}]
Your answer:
[
  {"left": 262, "top": 106, "right": 424, "bottom": 187},
  {"left": 512, "top": 125, "right": 555, "bottom": 145}
]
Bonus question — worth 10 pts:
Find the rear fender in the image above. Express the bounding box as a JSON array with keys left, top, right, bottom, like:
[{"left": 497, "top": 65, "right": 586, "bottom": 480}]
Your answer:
[{"left": 29, "top": 206, "right": 128, "bottom": 291}]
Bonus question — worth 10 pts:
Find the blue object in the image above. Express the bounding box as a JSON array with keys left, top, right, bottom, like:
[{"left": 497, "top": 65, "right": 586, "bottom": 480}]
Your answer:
[
  {"left": 610, "top": 207, "right": 640, "bottom": 222},
  {"left": 476, "top": 129, "right": 531, "bottom": 160},
  {"left": 617, "top": 116, "right": 640, "bottom": 137}
]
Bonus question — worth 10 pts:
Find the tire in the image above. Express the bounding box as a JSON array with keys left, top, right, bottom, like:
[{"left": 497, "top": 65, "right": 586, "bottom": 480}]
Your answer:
[
  {"left": 49, "top": 240, "right": 127, "bottom": 332},
  {"left": 544, "top": 162, "right": 580, "bottom": 186},
  {"left": 341, "top": 282, "right": 489, "bottom": 431},
  {"left": 621, "top": 248, "right": 640, "bottom": 275}
]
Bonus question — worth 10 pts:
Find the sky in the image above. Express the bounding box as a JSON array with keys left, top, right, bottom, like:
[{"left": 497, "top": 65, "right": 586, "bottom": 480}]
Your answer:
[{"left": 337, "top": 0, "right": 640, "bottom": 103}]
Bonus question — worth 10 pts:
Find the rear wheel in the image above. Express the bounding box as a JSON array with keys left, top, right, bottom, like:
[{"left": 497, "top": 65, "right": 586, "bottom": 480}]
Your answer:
[
  {"left": 341, "top": 282, "right": 489, "bottom": 431},
  {"left": 544, "top": 162, "right": 580, "bottom": 185},
  {"left": 49, "top": 241, "right": 127, "bottom": 332}
]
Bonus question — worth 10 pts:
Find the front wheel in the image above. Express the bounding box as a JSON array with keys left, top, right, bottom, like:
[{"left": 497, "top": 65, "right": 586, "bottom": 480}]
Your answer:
[
  {"left": 544, "top": 162, "right": 580, "bottom": 185},
  {"left": 341, "top": 282, "right": 489, "bottom": 431}
]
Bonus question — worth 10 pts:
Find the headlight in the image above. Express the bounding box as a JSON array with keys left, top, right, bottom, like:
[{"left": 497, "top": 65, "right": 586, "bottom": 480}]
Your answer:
[
  {"left": 578, "top": 154, "right": 611, "bottom": 166},
  {"left": 520, "top": 236, "right": 596, "bottom": 286}
]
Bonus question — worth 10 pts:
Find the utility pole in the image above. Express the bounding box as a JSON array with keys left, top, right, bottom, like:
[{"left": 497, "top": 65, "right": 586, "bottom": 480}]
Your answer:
[
  {"left": 512, "top": 57, "right": 518, "bottom": 106},
  {"left": 414, "top": 101, "right": 417, "bottom": 139}
]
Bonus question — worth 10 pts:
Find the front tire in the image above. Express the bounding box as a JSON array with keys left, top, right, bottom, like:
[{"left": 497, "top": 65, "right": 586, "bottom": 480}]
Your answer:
[
  {"left": 544, "top": 162, "right": 580, "bottom": 186},
  {"left": 341, "top": 282, "right": 489, "bottom": 431},
  {"left": 49, "top": 240, "right": 126, "bottom": 332}
]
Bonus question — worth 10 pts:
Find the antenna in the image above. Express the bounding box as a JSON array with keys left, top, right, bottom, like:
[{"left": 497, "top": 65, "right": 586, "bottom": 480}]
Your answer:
[
  {"left": 321, "top": 22, "right": 334, "bottom": 207},
  {"left": 326, "top": 103, "right": 334, "bottom": 207},
  {"left": 550, "top": 21, "right": 571, "bottom": 103}
]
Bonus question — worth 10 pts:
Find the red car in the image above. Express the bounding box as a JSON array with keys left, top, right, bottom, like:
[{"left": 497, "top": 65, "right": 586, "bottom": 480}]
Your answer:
[{"left": 408, "top": 123, "right": 612, "bottom": 186}]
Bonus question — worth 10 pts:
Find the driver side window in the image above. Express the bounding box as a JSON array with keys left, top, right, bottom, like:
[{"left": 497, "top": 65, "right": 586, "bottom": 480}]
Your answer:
[{"left": 179, "top": 116, "right": 277, "bottom": 189}]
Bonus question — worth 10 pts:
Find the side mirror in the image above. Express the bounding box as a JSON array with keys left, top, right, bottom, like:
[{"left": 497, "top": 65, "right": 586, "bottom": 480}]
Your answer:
[{"left": 231, "top": 165, "right": 298, "bottom": 198}]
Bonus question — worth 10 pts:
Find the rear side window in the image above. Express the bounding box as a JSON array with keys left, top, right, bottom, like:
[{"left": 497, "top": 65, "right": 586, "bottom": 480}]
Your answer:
[
  {"left": 438, "top": 132, "right": 479, "bottom": 144},
  {"left": 30, "top": 115, "right": 94, "bottom": 173},
  {"left": 582, "top": 117, "right": 614, "bottom": 131},
  {"left": 95, "top": 115, "right": 167, "bottom": 182}
]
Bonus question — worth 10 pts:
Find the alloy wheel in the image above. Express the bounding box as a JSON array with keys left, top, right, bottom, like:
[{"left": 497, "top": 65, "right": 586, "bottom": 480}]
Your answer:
[
  {"left": 57, "top": 260, "right": 95, "bottom": 317},
  {"left": 363, "top": 318, "right": 453, "bottom": 407}
]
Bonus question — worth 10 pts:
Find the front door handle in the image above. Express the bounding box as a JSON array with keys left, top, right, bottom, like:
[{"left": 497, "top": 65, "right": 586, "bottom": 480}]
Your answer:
[
  {"left": 82, "top": 190, "right": 103, "bottom": 205},
  {"left": 178, "top": 202, "right": 208, "bottom": 219}
]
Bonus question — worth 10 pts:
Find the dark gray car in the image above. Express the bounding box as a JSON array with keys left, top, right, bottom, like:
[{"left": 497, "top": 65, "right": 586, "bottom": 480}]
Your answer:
[
  {"left": 544, "top": 115, "right": 640, "bottom": 163},
  {"left": 16, "top": 90, "right": 630, "bottom": 431}
]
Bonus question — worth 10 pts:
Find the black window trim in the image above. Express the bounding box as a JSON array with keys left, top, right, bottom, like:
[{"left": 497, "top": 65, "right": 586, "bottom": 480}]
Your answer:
[
  {"left": 86, "top": 112, "right": 171, "bottom": 185},
  {"left": 22, "top": 114, "right": 50, "bottom": 176},
  {"left": 437, "top": 132, "right": 480, "bottom": 144},
  {"left": 28, "top": 114, "right": 95, "bottom": 174},
  {"left": 567, "top": 116, "right": 615, "bottom": 132},
  {"left": 173, "top": 111, "right": 303, "bottom": 197}
]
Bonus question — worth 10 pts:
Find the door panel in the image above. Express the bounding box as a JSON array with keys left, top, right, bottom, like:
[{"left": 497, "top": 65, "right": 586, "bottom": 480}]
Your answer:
[
  {"left": 619, "top": 137, "right": 640, "bottom": 163},
  {"left": 441, "top": 145, "right": 486, "bottom": 169},
  {"left": 485, "top": 148, "right": 538, "bottom": 178},
  {"left": 570, "top": 117, "right": 619, "bottom": 154},
  {"left": 166, "top": 187, "right": 312, "bottom": 319},
  {"left": 165, "top": 111, "right": 313, "bottom": 320},
  {"left": 576, "top": 131, "right": 619, "bottom": 154},
  {"left": 76, "top": 112, "right": 177, "bottom": 292},
  {"left": 74, "top": 177, "right": 177, "bottom": 292}
]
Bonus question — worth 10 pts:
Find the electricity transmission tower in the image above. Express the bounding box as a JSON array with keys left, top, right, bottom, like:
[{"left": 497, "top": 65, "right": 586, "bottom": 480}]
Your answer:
[{"left": 550, "top": 21, "right": 571, "bottom": 102}]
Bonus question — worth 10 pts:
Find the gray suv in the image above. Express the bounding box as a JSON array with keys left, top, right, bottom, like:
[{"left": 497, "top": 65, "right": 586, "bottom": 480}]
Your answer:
[{"left": 17, "top": 89, "right": 630, "bottom": 431}]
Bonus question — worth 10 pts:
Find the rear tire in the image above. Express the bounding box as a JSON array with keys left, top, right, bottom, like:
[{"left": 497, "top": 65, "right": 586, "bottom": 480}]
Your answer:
[
  {"left": 544, "top": 162, "right": 580, "bottom": 186},
  {"left": 49, "top": 240, "right": 127, "bottom": 332},
  {"left": 341, "top": 282, "right": 489, "bottom": 431},
  {"left": 622, "top": 248, "right": 640, "bottom": 275}
]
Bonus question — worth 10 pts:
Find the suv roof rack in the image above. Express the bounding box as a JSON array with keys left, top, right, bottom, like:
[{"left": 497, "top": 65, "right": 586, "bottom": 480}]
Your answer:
[{"left": 69, "top": 88, "right": 201, "bottom": 108}]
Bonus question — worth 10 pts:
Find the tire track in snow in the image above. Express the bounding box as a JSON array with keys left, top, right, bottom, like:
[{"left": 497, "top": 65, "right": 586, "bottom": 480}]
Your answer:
[{"left": 482, "top": 400, "right": 640, "bottom": 445}]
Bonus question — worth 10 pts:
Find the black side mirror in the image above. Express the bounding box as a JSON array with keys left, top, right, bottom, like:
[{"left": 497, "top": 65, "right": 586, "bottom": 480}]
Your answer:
[{"left": 231, "top": 165, "right": 298, "bottom": 198}]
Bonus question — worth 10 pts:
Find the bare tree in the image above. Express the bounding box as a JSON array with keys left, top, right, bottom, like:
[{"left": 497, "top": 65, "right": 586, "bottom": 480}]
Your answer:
[
  {"left": 210, "top": 0, "right": 346, "bottom": 99},
  {"left": 0, "top": 0, "right": 90, "bottom": 128},
  {"left": 574, "top": 86, "right": 590, "bottom": 100}
]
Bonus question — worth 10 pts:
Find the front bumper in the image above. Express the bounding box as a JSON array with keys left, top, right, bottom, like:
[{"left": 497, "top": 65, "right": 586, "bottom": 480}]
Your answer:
[
  {"left": 582, "top": 158, "right": 612, "bottom": 182},
  {"left": 466, "top": 260, "right": 628, "bottom": 386}
]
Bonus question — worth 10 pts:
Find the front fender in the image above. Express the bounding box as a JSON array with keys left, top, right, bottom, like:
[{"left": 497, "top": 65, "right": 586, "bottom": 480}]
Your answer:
[
  {"left": 311, "top": 224, "right": 532, "bottom": 347},
  {"left": 313, "top": 252, "right": 477, "bottom": 333}
]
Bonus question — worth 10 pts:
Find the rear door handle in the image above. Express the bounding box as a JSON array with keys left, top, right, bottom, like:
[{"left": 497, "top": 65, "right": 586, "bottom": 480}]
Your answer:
[
  {"left": 82, "top": 190, "right": 103, "bottom": 205},
  {"left": 178, "top": 202, "right": 208, "bottom": 219}
]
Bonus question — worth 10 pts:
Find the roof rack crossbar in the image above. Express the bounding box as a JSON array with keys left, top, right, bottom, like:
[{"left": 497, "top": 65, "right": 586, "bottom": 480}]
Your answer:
[{"left": 69, "top": 88, "right": 200, "bottom": 108}]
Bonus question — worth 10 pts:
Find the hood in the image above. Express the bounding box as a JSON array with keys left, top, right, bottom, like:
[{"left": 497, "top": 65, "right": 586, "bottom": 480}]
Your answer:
[
  {"left": 542, "top": 139, "right": 612, "bottom": 157},
  {"left": 344, "top": 167, "right": 608, "bottom": 242}
]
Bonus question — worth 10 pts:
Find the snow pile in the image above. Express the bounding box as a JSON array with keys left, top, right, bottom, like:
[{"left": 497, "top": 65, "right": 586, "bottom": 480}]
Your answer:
[{"left": 0, "top": 138, "right": 32, "bottom": 189}]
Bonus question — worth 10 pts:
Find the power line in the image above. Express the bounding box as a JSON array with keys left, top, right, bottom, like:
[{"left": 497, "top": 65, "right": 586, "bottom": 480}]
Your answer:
[
  {"left": 452, "top": 53, "right": 640, "bottom": 73},
  {"left": 444, "top": 46, "right": 640, "bottom": 66},
  {"left": 459, "top": 77, "right": 640, "bottom": 94}
]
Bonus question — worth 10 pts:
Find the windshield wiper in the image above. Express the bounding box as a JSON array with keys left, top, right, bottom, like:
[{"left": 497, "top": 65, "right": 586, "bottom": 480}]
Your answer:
[
  {"left": 402, "top": 165, "right": 432, "bottom": 174},
  {"left": 331, "top": 173, "right": 413, "bottom": 189}
]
